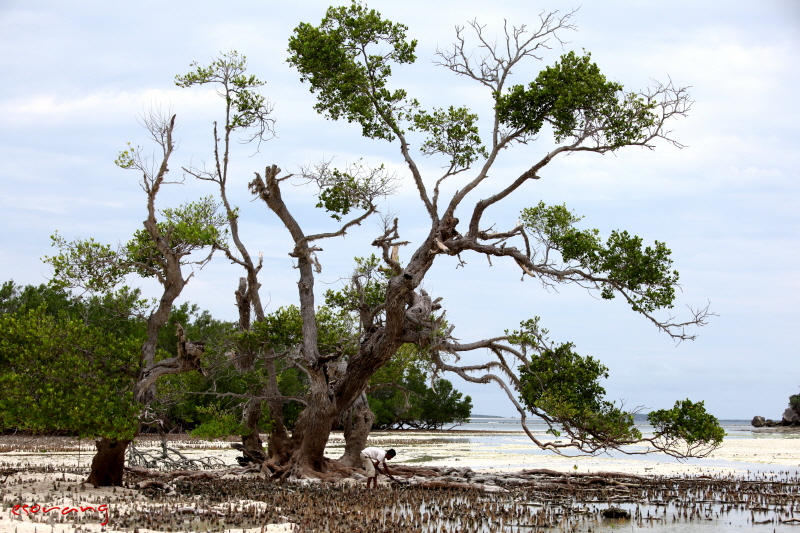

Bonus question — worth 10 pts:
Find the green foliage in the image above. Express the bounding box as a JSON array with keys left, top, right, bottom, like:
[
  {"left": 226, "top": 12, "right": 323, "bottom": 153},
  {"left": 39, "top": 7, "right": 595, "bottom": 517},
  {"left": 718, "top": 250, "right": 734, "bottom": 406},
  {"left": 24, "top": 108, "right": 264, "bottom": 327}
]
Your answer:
[
  {"left": 83, "top": 287, "right": 151, "bottom": 339},
  {"left": 248, "top": 306, "right": 303, "bottom": 351},
  {"left": 324, "top": 254, "right": 390, "bottom": 313},
  {"left": 288, "top": 1, "right": 417, "bottom": 140},
  {"left": 406, "top": 367, "right": 472, "bottom": 430},
  {"left": 648, "top": 399, "right": 725, "bottom": 446},
  {"left": 521, "top": 202, "right": 679, "bottom": 313},
  {"left": 0, "top": 307, "right": 141, "bottom": 439},
  {"left": 190, "top": 405, "right": 247, "bottom": 441},
  {"left": 175, "top": 50, "right": 272, "bottom": 142},
  {"left": 0, "top": 280, "right": 242, "bottom": 439},
  {"left": 411, "top": 106, "right": 487, "bottom": 171},
  {"left": 0, "top": 280, "right": 79, "bottom": 316},
  {"left": 0, "top": 281, "right": 149, "bottom": 341},
  {"left": 316, "top": 175, "right": 360, "bottom": 221},
  {"left": 246, "top": 304, "right": 354, "bottom": 356},
  {"left": 44, "top": 233, "right": 127, "bottom": 292},
  {"left": 114, "top": 142, "right": 138, "bottom": 169},
  {"left": 314, "top": 162, "right": 385, "bottom": 221},
  {"left": 369, "top": 347, "right": 472, "bottom": 430},
  {"left": 157, "top": 302, "right": 233, "bottom": 358},
  {"left": 514, "top": 317, "right": 723, "bottom": 451},
  {"left": 45, "top": 198, "right": 228, "bottom": 289},
  {"left": 277, "top": 367, "right": 306, "bottom": 430},
  {"left": 156, "top": 303, "right": 354, "bottom": 435},
  {"left": 515, "top": 324, "right": 640, "bottom": 442},
  {"left": 495, "top": 51, "right": 657, "bottom": 146},
  {"left": 790, "top": 393, "right": 800, "bottom": 414},
  {"left": 125, "top": 197, "right": 228, "bottom": 277}
]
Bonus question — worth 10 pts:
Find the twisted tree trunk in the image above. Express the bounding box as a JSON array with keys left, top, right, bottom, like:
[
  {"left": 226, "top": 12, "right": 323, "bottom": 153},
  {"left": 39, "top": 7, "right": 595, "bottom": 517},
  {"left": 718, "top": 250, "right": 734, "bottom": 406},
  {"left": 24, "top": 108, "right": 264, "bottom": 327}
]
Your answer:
[
  {"left": 87, "top": 438, "right": 132, "bottom": 487},
  {"left": 340, "top": 392, "right": 375, "bottom": 467}
]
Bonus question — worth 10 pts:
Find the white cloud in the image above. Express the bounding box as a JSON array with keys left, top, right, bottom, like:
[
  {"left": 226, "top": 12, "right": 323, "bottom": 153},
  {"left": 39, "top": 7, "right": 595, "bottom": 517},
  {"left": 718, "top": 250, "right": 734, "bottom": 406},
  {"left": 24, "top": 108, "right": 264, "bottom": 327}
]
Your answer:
[{"left": 0, "top": 0, "right": 797, "bottom": 420}]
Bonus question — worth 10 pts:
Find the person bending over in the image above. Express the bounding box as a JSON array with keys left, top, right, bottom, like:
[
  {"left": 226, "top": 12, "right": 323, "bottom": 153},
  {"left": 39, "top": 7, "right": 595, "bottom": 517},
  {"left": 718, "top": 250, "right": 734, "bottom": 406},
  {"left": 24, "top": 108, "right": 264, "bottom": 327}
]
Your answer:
[{"left": 360, "top": 447, "right": 396, "bottom": 488}]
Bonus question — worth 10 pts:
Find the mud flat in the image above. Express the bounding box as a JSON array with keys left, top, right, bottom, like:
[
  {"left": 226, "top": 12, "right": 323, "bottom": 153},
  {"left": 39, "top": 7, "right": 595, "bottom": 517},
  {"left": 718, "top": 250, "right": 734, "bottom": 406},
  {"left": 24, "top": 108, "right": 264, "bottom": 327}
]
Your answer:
[{"left": 2, "top": 431, "right": 800, "bottom": 532}]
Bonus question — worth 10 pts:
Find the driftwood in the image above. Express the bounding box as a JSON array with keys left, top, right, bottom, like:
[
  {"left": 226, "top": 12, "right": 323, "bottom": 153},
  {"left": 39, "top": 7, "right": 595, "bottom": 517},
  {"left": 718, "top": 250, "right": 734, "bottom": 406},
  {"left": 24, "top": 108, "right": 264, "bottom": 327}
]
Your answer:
[{"left": 387, "top": 465, "right": 441, "bottom": 478}]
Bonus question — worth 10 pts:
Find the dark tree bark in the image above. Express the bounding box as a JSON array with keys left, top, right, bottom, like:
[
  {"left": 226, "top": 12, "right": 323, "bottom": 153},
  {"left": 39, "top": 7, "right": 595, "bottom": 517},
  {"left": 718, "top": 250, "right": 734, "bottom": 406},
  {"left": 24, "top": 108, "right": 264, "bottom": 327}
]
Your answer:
[
  {"left": 85, "top": 114, "right": 211, "bottom": 485},
  {"left": 243, "top": 9, "right": 715, "bottom": 475},
  {"left": 339, "top": 392, "right": 375, "bottom": 467},
  {"left": 249, "top": 165, "right": 430, "bottom": 474},
  {"left": 87, "top": 438, "right": 132, "bottom": 487},
  {"left": 263, "top": 355, "right": 292, "bottom": 463},
  {"left": 241, "top": 396, "right": 265, "bottom": 453}
]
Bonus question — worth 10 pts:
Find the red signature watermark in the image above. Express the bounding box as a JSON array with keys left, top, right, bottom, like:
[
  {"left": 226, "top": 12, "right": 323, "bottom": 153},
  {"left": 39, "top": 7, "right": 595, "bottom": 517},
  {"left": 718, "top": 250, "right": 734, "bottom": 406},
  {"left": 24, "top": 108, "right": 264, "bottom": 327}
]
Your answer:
[{"left": 11, "top": 503, "right": 109, "bottom": 526}]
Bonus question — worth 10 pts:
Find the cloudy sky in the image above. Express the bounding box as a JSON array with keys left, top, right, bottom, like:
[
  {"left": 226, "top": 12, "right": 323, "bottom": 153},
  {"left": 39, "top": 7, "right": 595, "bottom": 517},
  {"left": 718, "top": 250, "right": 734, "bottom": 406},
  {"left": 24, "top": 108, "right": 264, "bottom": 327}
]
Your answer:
[{"left": 1, "top": 1, "right": 798, "bottom": 421}]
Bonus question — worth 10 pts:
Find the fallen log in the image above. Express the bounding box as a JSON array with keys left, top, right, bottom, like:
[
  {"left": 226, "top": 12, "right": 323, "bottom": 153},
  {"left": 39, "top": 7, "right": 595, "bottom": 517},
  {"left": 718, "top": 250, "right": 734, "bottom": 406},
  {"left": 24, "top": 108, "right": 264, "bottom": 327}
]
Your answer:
[{"left": 389, "top": 465, "right": 441, "bottom": 477}]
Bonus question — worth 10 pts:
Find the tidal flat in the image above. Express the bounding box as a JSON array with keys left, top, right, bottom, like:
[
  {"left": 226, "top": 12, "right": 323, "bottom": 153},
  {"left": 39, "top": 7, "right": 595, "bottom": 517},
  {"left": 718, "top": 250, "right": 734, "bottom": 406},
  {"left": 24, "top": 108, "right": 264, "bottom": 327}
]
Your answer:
[{"left": 1, "top": 422, "right": 799, "bottom": 532}]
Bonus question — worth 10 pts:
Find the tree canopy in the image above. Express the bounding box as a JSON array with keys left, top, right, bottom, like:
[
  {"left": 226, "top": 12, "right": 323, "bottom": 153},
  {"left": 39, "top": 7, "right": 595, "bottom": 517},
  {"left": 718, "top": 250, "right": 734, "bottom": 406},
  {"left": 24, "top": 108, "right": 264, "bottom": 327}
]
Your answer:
[
  {"left": 0, "top": 283, "right": 144, "bottom": 440},
  {"left": 7, "top": 2, "right": 726, "bottom": 481}
]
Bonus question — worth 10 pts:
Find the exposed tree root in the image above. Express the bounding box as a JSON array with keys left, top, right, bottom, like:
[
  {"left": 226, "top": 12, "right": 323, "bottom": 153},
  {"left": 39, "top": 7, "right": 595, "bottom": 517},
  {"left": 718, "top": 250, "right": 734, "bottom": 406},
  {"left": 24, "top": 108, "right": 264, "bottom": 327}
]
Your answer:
[
  {"left": 125, "top": 465, "right": 260, "bottom": 479},
  {"left": 520, "top": 468, "right": 646, "bottom": 480}
]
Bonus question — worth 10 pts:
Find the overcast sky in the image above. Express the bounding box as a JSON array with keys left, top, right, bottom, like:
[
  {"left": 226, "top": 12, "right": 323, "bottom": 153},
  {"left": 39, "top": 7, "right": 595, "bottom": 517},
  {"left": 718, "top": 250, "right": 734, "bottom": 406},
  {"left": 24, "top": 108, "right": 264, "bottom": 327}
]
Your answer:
[{"left": 1, "top": 1, "right": 798, "bottom": 421}]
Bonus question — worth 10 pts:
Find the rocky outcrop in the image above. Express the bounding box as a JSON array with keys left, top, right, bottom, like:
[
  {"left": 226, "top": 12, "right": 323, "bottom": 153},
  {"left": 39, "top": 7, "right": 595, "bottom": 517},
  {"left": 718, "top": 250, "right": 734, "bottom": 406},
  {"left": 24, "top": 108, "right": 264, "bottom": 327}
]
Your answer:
[
  {"left": 783, "top": 408, "right": 800, "bottom": 425},
  {"left": 752, "top": 416, "right": 782, "bottom": 428}
]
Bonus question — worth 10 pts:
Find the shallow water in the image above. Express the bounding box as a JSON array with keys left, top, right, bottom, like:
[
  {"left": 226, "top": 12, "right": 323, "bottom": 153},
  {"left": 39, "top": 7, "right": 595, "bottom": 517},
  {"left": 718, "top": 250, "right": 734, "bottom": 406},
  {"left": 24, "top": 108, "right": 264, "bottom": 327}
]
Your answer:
[{"left": 433, "top": 418, "right": 800, "bottom": 474}]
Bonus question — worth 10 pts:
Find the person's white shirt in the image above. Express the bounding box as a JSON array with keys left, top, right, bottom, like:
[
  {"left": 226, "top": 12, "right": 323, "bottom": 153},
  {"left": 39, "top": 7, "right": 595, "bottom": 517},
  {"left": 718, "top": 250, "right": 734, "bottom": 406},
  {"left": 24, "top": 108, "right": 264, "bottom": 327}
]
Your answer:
[{"left": 361, "top": 447, "right": 387, "bottom": 463}]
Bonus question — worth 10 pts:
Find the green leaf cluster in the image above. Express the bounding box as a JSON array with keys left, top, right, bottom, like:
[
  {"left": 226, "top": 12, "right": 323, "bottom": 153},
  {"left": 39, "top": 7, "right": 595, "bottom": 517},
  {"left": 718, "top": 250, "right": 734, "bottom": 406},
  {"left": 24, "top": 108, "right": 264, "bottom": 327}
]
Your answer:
[
  {"left": 175, "top": 50, "right": 269, "bottom": 133},
  {"left": 647, "top": 399, "right": 725, "bottom": 446},
  {"left": 288, "top": 1, "right": 417, "bottom": 140},
  {"left": 517, "top": 340, "right": 640, "bottom": 442},
  {"left": 411, "top": 106, "right": 487, "bottom": 171},
  {"left": 0, "top": 281, "right": 150, "bottom": 341},
  {"left": 0, "top": 307, "right": 141, "bottom": 440},
  {"left": 156, "top": 302, "right": 232, "bottom": 358},
  {"left": 44, "top": 233, "right": 127, "bottom": 292},
  {"left": 245, "top": 305, "right": 354, "bottom": 357},
  {"left": 114, "top": 142, "right": 138, "bottom": 169},
  {"left": 126, "top": 197, "right": 228, "bottom": 277},
  {"left": 521, "top": 202, "right": 678, "bottom": 313},
  {"left": 496, "top": 51, "right": 657, "bottom": 146},
  {"left": 46, "top": 198, "right": 228, "bottom": 289},
  {"left": 314, "top": 163, "right": 385, "bottom": 221},
  {"left": 0, "top": 280, "right": 247, "bottom": 439},
  {"left": 324, "top": 255, "right": 390, "bottom": 313},
  {"left": 369, "top": 351, "right": 472, "bottom": 430},
  {"left": 189, "top": 405, "right": 248, "bottom": 441},
  {"left": 160, "top": 303, "right": 356, "bottom": 436},
  {"left": 790, "top": 393, "right": 800, "bottom": 414}
]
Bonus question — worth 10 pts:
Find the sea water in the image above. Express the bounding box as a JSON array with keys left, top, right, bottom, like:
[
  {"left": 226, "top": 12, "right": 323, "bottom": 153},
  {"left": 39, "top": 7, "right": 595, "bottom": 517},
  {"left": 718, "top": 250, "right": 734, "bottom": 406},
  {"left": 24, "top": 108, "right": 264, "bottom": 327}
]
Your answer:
[{"left": 451, "top": 418, "right": 797, "bottom": 473}]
